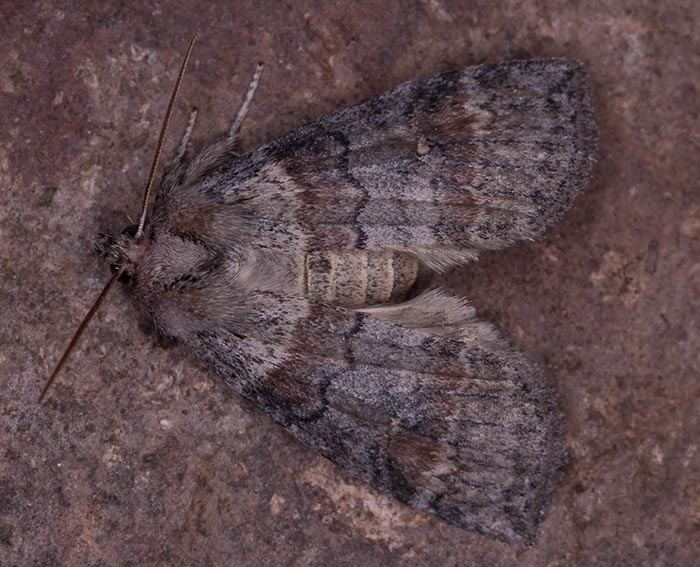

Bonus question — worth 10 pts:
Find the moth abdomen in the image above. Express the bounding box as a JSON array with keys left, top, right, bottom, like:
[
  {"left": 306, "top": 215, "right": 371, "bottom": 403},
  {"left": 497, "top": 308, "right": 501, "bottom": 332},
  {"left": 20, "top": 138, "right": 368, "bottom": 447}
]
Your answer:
[{"left": 303, "top": 249, "right": 422, "bottom": 308}]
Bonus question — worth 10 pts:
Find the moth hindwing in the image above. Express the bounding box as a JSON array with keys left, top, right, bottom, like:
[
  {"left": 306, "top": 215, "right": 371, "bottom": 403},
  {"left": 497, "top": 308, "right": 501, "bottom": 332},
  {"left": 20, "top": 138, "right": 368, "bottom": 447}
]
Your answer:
[{"left": 96, "top": 58, "right": 595, "bottom": 544}]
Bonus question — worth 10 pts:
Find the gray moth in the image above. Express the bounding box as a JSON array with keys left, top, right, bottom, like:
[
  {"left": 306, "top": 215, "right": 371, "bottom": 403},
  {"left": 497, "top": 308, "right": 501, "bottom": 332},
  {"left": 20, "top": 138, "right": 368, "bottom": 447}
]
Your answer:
[{"left": 48, "top": 44, "right": 596, "bottom": 544}]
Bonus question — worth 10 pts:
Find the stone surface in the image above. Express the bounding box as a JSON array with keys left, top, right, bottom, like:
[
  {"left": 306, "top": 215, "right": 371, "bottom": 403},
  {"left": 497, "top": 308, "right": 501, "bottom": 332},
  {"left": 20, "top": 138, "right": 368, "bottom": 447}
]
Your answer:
[{"left": 1, "top": 1, "right": 698, "bottom": 565}]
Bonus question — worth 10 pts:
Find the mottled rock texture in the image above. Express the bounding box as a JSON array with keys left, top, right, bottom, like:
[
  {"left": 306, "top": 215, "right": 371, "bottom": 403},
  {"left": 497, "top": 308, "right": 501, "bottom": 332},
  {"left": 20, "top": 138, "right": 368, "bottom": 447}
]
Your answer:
[{"left": 1, "top": 1, "right": 698, "bottom": 565}]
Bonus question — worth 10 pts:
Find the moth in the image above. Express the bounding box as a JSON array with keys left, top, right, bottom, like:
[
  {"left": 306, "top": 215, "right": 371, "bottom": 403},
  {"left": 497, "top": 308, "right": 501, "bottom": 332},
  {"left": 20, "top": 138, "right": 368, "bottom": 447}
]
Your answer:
[{"left": 43, "top": 35, "right": 596, "bottom": 544}]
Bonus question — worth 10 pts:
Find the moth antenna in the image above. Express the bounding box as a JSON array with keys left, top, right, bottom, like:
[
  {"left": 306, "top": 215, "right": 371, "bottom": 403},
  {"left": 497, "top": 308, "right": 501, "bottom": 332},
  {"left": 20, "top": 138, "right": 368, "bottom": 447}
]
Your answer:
[
  {"left": 38, "top": 269, "right": 123, "bottom": 403},
  {"left": 40, "top": 33, "right": 199, "bottom": 402},
  {"left": 135, "top": 32, "right": 198, "bottom": 240}
]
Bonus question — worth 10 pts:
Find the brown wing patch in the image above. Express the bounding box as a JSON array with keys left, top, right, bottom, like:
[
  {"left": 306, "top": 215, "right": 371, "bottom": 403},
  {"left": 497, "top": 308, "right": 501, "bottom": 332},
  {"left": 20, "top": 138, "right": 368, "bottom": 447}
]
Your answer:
[{"left": 413, "top": 90, "right": 479, "bottom": 144}]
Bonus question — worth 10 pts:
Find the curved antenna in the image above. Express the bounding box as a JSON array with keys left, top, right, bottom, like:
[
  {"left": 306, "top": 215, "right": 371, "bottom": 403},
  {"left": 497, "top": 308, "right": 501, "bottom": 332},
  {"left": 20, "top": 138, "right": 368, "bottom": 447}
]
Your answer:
[
  {"left": 135, "top": 31, "right": 198, "bottom": 239},
  {"left": 40, "top": 35, "right": 199, "bottom": 402},
  {"left": 38, "top": 268, "right": 123, "bottom": 403}
]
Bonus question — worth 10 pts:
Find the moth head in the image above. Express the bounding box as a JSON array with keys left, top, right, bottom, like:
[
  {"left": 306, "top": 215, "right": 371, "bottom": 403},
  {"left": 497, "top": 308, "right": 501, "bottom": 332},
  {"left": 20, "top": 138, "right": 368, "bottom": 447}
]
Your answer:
[
  {"left": 38, "top": 33, "right": 200, "bottom": 404},
  {"left": 93, "top": 224, "right": 140, "bottom": 285}
]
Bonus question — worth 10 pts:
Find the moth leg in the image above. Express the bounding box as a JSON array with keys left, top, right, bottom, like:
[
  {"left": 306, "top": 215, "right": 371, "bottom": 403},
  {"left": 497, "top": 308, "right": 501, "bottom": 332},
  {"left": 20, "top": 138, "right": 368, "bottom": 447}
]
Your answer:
[
  {"left": 227, "top": 62, "right": 264, "bottom": 149},
  {"left": 178, "top": 64, "right": 264, "bottom": 185},
  {"left": 173, "top": 107, "right": 199, "bottom": 167},
  {"left": 156, "top": 107, "right": 198, "bottom": 197}
]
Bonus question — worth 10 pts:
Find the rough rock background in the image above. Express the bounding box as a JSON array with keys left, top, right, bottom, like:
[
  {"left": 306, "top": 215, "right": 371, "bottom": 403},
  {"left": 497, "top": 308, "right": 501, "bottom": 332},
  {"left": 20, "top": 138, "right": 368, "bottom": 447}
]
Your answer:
[{"left": 1, "top": 1, "right": 698, "bottom": 565}]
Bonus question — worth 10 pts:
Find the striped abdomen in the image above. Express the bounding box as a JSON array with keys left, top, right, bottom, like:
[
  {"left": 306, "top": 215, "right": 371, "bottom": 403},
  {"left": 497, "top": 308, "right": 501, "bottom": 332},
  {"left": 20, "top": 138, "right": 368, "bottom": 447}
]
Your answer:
[{"left": 304, "top": 250, "right": 421, "bottom": 308}]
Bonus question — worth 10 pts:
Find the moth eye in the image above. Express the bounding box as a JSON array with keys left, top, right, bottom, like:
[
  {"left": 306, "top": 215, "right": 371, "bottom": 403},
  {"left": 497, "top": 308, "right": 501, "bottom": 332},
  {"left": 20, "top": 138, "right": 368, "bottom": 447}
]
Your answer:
[
  {"left": 121, "top": 225, "right": 137, "bottom": 238},
  {"left": 117, "top": 270, "right": 134, "bottom": 285}
]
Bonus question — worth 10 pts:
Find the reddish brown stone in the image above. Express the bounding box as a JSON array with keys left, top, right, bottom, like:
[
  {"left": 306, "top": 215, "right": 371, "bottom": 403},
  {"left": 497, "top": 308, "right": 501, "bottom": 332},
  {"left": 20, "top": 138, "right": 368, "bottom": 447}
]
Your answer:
[{"left": 1, "top": 1, "right": 698, "bottom": 565}]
